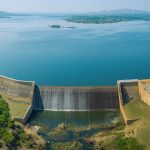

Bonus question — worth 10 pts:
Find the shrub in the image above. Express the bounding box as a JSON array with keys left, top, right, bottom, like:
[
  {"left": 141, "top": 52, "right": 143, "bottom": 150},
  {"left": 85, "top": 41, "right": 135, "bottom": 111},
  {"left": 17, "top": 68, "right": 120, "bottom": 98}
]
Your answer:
[
  {"left": 115, "top": 136, "right": 146, "bottom": 150},
  {"left": 2, "top": 131, "right": 15, "bottom": 146},
  {"left": 8, "top": 120, "right": 15, "bottom": 129},
  {"left": 52, "top": 141, "right": 84, "bottom": 150},
  {"left": 19, "top": 130, "right": 26, "bottom": 141},
  {"left": 0, "top": 97, "right": 10, "bottom": 128}
]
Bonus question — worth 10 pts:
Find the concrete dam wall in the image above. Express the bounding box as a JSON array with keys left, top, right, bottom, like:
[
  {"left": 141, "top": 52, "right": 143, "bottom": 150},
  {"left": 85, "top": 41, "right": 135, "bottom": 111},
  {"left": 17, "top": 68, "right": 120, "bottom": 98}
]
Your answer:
[
  {"left": 0, "top": 75, "right": 35, "bottom": 99},
  {"left": 33, "top": 86, "right": 119, "bottom": 111},
  {"left": 0, "top": 75, "right": 35, "bottom": 124}
]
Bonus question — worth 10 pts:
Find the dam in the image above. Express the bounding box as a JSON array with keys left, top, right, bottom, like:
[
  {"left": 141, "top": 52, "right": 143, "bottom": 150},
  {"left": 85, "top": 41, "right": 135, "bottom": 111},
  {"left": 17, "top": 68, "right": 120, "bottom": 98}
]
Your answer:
[
  {"left": 1, "top": 75, "right": 150, "bottom": 125},
  {"left": 0, "top": 75, "right": 119, "bottom": 124}
]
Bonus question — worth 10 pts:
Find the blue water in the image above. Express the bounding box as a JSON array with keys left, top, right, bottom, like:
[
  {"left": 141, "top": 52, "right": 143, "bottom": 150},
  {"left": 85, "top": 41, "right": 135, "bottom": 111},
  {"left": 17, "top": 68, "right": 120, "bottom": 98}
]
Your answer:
[{"left": 0, "top": 16, "right": 150, "bottom": 86}]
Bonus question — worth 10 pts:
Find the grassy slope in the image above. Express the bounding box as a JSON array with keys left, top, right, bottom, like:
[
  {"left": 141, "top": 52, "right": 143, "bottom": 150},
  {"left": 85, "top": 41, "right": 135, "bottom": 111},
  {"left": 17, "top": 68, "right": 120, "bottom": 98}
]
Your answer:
[
  {"left": 124, "top": 99, "right": 150, "bottom": 121},
  {"left": 124, "top": 99, "right": 150, "bottom": 149},
  {"left": 6, "top": 98, "right": 30, "bottom": 118}
]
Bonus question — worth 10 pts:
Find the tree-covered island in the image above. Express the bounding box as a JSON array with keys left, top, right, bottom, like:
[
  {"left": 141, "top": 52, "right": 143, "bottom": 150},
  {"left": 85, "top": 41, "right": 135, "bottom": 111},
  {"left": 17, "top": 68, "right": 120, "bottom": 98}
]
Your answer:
[{"left": 66, "top": 14, "right": 150, "bottom": 24}]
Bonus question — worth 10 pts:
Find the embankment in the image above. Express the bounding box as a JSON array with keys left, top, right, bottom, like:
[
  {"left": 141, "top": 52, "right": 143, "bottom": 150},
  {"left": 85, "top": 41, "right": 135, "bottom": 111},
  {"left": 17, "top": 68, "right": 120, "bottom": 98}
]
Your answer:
[
  {"left": 118, "top": 80, "right": 139, "bottom": 125},
  {"left": 0, "top": 75, "right": 35, "bottom": 124}
]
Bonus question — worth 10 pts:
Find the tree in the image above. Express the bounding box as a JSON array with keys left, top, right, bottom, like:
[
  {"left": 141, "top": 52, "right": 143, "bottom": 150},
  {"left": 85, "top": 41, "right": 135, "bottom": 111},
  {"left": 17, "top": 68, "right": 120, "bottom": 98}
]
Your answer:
[{"left": 0, "top": 97, "right": 10, "bottom": 128}]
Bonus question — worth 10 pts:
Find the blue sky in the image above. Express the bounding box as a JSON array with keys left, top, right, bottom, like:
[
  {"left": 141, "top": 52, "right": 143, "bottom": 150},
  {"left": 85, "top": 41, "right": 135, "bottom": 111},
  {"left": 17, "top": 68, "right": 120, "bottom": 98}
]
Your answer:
[{"left": 0, "top": 0, "right": 150, "bottom": 12}]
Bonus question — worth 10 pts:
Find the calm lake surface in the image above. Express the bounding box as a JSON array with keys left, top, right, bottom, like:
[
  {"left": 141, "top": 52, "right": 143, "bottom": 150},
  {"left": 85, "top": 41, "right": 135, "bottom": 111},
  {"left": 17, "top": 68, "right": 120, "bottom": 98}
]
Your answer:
[{"left": 0, "top": 15, "right": 150, "bottom": 85}]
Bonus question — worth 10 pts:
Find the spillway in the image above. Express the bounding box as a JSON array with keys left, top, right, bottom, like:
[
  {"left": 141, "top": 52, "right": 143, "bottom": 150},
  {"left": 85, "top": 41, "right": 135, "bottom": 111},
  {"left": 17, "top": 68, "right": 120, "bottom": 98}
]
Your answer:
[{"left": 33, "top": 86, "right": 119, "bottom": 111}]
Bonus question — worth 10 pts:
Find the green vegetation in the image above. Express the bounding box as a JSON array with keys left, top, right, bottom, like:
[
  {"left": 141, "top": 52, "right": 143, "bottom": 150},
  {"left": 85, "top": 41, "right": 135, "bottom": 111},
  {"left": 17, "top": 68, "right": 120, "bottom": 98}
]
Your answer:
[
  {"left": 114, "top": 136, "right": 145, "bottom": 150},
  {"left": 89, "top": 130, "right": 146, "bottom": 150},
  {"left": 123, "top": 99, "right": 150, "bottom": 149},
  {"left": 0, "top": 95, "right": 11, "bottom": 128},
  {"left": 51, "top": 141, "right": 83, "bottom": 150},
  {"left": 0, "top": 95, "right": 46, "bottom": 149},
  {"left": 66, "top": 14, "right": 150, "bottom": 24}
]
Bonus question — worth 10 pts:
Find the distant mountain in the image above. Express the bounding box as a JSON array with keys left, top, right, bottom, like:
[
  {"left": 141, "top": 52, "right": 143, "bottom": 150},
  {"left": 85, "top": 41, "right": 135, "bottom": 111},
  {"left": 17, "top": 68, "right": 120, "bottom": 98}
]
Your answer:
[
  {"left": 97, "top": 9, "right": 150, "bottom": 15},
  {"left": 0, "top": 9, "right": 150, "bottom": 18},
  {"left": 0, "top": 11, "right": 35, "bottom": 18},
  {"left": 0, "top": 11, "right": 12, "bottom": 18}
]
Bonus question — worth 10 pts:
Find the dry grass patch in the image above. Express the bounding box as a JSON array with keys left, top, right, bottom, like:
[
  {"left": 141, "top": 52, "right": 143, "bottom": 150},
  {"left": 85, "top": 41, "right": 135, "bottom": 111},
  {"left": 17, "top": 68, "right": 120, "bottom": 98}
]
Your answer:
[
  {"left": 5, "top": 97, "right": 31, "bottom": 119},
  {"left": 124, "top": 99, "right": 150, "bottom": 121}
]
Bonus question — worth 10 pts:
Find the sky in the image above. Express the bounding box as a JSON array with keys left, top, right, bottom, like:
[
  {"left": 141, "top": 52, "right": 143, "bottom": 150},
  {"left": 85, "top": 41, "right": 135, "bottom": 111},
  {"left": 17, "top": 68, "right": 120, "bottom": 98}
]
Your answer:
[{"left": 0, "top": 0, "right": 150, "bottom": 13}]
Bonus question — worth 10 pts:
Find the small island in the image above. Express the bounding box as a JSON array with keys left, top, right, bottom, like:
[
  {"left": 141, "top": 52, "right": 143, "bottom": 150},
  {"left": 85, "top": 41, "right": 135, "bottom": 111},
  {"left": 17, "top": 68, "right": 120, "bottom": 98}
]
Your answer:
[
  {"left": 48, "top": 24, "right": 76, "bottom": 29},
  {"left": 66, "top": 26, "right": 76, "bottom": 29},
  {"left": 49, "top": 25, "right": 62, "bottom": 29}
]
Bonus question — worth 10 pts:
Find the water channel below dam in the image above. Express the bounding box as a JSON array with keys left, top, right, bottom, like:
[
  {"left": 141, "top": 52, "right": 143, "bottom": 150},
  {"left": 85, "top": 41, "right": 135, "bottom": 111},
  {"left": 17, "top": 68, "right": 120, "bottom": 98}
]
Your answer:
[{"left": 29, "top": 110, "right": 120, "bottom": 150}]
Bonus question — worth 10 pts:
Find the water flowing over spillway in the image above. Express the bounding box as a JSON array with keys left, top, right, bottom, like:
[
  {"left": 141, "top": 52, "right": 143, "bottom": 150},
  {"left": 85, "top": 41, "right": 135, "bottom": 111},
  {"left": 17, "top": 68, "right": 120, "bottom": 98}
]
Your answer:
[{"left": 33, "top": 86, "right": 119, "bottom": 111}]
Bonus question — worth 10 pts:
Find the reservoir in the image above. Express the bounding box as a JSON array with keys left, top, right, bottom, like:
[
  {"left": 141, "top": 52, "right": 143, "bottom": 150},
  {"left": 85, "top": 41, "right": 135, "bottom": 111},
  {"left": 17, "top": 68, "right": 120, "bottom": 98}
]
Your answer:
[
  {"left": 0, "top": 14, "right": 147, "bottom": 149},
  {"left": 0, "top": 15, "right": 150, "bottom": 86}
]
